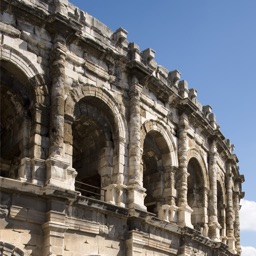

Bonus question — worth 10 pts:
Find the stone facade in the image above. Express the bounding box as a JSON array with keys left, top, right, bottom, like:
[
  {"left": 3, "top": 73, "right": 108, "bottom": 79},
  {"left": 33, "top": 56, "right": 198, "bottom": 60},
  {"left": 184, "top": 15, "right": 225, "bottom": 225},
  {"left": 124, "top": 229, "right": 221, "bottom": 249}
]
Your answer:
[{"left": 0, "top": 0, "right": 244, "bottom": 255}]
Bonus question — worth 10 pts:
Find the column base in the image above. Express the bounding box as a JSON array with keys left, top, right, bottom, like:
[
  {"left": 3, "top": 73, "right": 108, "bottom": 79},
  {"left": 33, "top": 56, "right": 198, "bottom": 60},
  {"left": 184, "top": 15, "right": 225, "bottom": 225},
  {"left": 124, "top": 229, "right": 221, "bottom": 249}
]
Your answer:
[
  {"left": 227, "top": 236, "right": 237, "bottom": 254},
  {"left": 127, "top": 184, "right": 146, "bottom": 211},
  {"left": 209, "top": 221, "right": 221, "bottom": 242},
  {"left": 177, "top": 204, "right": 193, "bottom": 228},
  {"left": 45, "top": 157, "right": 77, "bottom": 190}
]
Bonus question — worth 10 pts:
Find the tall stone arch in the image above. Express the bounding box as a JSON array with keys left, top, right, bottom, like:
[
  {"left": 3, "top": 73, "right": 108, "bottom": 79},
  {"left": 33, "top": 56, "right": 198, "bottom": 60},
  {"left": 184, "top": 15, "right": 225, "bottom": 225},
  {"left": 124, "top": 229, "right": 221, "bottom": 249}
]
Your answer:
[
  {"left": 0, "top": 45, "right": 48, "bottom": 100},
  {"left": 217, "top": 176, "right": 227, "bottom": 241},
  {"left": 0, "top": 242, "right": 24, "bottom": 256},
  {"left": 141, "top": 120, "right": 178, "bottom": 167},
  {"left": 186, "top": 149, "right": 209, "bottom": 232},
  {"left": 0, "top": 45, "right": 49, "bottom": 184},
  {"left": 140, "top": 119, "right": 178, "bottom": 219},
  {"left": 66, "top": 84, "right": 128, "bottom": 206},
  {"left": 187, "top": 148, "right": 209, "bottom": 189}
]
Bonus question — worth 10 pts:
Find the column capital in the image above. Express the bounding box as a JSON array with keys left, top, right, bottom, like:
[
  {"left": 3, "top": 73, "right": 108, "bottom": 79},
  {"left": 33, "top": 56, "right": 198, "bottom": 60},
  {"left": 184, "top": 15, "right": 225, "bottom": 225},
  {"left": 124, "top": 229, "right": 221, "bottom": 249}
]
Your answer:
[
  {"left": 179, "top": 112, "right": 189, "bottom": 128},
  {"left": 209, "top": 139, "right": 217, "bottom": 153},
  {"left": 129, "top": 80, "right": 143, "bottom": 98},
  {"left": 53, "top": 41, "right": 67, "bottom": 54}
]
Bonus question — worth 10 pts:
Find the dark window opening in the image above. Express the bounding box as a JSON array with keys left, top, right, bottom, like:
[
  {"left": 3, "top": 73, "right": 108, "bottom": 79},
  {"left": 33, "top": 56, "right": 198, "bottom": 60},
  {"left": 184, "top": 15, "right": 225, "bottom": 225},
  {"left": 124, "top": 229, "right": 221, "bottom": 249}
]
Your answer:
[
  {"left": 0, "top": 64, "right": 31, "bottom": 179},
  {"left": 72, "top": 98, "right": 115, "bottom": 200},
  {"left": 143, "top": 130, "right": 170, "bottom": 214},
  {"left": 187, "top": 158, "right": 205, "bottom": 230}
]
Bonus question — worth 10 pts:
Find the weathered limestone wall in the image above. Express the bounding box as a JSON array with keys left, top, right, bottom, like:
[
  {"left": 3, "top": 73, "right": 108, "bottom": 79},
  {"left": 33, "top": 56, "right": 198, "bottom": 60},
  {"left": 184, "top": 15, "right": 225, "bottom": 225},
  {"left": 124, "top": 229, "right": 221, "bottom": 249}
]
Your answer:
[{"left": 0, "top": 0, "right": 244, "bottom": 255}]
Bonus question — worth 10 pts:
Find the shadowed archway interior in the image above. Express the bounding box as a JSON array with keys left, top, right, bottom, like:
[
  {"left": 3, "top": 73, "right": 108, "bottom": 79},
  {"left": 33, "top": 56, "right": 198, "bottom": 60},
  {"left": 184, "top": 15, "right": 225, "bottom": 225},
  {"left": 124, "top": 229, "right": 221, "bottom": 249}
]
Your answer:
[
  {"left": 72, "top": 97, "right": 116, "bottom": 199},
  {"left": 187, "top": 157, "right": 205, "bottom": 229},
  {"left": 142, "top": 130, "right": 170, "bottom": 214},
  {"left": 0, "top": 62, "right": 32, "bottom": 179}
]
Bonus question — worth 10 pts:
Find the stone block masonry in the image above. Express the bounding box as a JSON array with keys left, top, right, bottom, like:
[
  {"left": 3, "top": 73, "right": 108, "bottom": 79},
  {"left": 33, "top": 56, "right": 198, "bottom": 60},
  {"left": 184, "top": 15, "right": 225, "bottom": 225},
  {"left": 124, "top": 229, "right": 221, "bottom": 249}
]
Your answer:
[{"left": 0, "top": 0, "right": 244, "bottom": 255}]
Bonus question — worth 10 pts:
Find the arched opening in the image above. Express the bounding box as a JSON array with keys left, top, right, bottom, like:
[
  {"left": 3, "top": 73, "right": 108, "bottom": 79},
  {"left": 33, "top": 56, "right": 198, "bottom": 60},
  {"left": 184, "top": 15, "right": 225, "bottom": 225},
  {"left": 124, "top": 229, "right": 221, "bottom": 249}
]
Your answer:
[
  {"left": 187, "top": 157, "right": 205, "bottom": 230},
  {"left": 72, "top": 97, "right": 116, "bottom": 200},
  {"left": 0, "top": 62, "right": 32, "bottom": 179},
  {"left": 217, "top": 181, "right": 226, "bottom": 240},
  {"left": 0, "top": 241, "right": 24, "bottom": 256},
  {"left": 142, "top": 130, "right": 170, "bottom": 214}
]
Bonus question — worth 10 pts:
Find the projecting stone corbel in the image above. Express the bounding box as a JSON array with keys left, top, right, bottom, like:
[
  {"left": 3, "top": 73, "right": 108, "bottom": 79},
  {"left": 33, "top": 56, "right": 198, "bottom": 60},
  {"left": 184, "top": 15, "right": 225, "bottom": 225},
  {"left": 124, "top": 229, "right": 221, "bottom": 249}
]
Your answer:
[
  {"left": 189, "top": 88, "right": 197, "bottom": 102},
  {"left": 129, "top": 43, "right": 141, "bottom": 61},
  {"left": 54, "top": 0, "right": 68, "bottom": 16},
  {"left": 177, "top": 204, "right": 193, "bottom": 228},
  {"left": 168, "top": 69, "right": 181, "bottom": 87},
  {"left": 142, "top": 48, "right": 155, "bottom": 65},
  {"left": 178, "top": 80, "right": 189, "bottom": 98},
  {"left": 208, "top": 112, "right": 217, "bottom": 129},
  {"left": 113, "top": 27, "right": 128, "bottom": 46}
]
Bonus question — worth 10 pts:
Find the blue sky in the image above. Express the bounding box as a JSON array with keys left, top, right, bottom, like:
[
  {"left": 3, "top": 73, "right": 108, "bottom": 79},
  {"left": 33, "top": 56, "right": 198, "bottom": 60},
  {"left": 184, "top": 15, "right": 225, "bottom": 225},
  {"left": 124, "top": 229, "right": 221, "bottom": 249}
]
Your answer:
[{"left": 69, "top": 1, "right": 256, "bottom": 253}]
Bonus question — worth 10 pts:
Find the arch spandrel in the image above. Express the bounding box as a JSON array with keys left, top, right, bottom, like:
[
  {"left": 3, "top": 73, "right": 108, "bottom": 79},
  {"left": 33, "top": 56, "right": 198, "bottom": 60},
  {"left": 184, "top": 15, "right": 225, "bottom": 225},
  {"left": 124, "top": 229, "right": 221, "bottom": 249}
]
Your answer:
[{"left": 140, "top": 119, "right": 178, "bottom": 167}]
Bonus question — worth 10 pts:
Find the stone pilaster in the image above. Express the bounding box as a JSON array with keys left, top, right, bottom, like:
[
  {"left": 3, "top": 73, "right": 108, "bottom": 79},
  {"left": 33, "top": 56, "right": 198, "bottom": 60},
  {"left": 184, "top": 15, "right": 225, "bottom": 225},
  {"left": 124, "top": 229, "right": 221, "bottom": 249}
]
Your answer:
[
  {"left": 127, "top": 77, "right": 146, "bottom": 210},
  {"left": 31, "top": 103, "right": 49, "bottom": 162},
  {"left": 164, "top": 166, "right": 177, "bottom": 205},
  {"left": 221, "top": 206, "right": 227, "bottom": 244},
  {"left": 104, "top": 139, "right": 126, "bottom": 207},
  {"left": 233, "top": 191, "right": 241, "bottom": 254},
  {"left": 208, "top": 140, "right": 221, "bottom": 241},
  {"left": 177, "top": 113, "right": 193, "bottom": 228},
  {"left": 46, "top": 38, "right": 76, "bottom": 190},
  {"left": 49, "top": 39, "right": 66, "bottom": 158},
  {"left": 158, "top": 166, "right": 178, "bottom": 222},
  {"left": 226, "top": 163, "right": 236, "bottom": 253},
  {"left": 201, "top": 187, "right": 209, "bottom": 237},
  {"left": 42, "top": 200, "right": 67, "bottom": 256},
  {"left": 17, "top": 114, "right": 36, "bottom": 182}
]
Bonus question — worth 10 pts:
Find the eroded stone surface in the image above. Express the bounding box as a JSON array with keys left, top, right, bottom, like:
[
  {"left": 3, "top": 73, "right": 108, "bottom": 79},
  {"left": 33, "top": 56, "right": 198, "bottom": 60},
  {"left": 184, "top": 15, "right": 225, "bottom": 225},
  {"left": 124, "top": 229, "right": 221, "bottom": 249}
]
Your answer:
[{"left": 0, "top": 0, "right": 244, "bottom": 255}]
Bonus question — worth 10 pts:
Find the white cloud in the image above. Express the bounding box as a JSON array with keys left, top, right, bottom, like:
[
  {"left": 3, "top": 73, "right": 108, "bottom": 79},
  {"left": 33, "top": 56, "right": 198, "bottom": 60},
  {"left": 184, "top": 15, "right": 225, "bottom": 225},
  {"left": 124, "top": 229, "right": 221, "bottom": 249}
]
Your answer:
[
  {"left": 241, "top": 246, "right": 256, "bottom": 256},
  {"left": 240, "top": 199, "right": 256, "bottom": 231}
]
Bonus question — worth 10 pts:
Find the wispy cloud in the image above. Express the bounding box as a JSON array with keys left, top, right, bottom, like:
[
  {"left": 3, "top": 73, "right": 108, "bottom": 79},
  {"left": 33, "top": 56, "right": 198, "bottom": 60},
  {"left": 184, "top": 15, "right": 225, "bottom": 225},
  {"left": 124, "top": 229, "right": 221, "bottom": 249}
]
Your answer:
[
  {"left": 240, "top": 199, "right": 256, "bottom": 231},
  {"left": 241, "top": 246, "right": 256, "bottom": 256}
]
